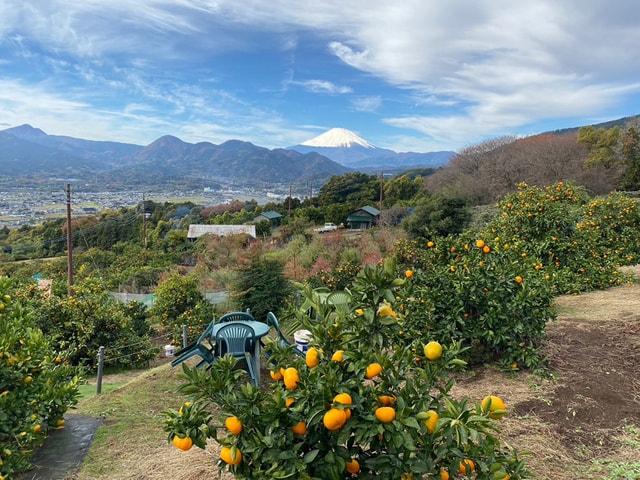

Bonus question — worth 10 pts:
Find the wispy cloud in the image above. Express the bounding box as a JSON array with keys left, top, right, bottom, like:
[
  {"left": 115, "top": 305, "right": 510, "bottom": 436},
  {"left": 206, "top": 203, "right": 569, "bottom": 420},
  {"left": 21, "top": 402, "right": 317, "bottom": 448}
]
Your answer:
[
  {"left": 351, "top": 95, "right": 381, "bottom": 112},
  {"left": 293, "top": 79, "right": 352, "bottom": 95}
]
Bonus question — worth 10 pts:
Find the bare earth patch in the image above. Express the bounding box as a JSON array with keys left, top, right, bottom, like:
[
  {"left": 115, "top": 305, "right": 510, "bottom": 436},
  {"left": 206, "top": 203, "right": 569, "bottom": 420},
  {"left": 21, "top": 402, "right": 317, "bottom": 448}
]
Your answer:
[{"left": 454, "top": 277, "right": 640, "bottom": 480}]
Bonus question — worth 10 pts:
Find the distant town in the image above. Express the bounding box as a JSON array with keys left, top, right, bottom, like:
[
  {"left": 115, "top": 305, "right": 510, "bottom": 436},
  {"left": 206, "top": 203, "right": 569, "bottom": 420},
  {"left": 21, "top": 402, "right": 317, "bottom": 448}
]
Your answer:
[{"left": 0, "top": 185, "right": 299, "bottom": 228}]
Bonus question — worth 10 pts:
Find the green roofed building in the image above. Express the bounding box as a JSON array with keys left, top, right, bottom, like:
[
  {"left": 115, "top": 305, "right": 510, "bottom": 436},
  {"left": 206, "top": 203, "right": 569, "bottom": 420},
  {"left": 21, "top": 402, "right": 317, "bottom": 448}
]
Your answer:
[
  {"left": 253, "top": 210, "right": 283, "bottom": 226},
  {"left": 347, "top": 205, "right": 380, "bottom": 229}
]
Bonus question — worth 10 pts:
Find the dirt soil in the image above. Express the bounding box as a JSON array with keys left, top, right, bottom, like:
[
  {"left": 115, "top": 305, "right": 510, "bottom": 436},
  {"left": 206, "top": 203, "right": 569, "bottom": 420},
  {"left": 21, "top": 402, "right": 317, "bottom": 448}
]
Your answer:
[{"left": 454, "top": 277, "right": 640, "bottom": 479}]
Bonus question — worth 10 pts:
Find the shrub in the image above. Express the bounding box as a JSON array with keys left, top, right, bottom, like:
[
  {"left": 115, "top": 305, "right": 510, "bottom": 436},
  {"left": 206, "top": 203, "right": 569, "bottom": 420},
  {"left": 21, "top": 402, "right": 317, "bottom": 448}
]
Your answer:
[
  {"left": 22, "top": 277, "right": 157, "bottom": 369},
  {"left": 150, "top": 272, "right": 213, "bottom": 342},
  {"left": 579, "top": 193, "right": 640, "bottom": 265},
  {"left": 165, "top": 263, "right": 525, "bottom": 479},
  {"left": 234, "top": 256, "right": 291, "bottom": 321},
  {"left": 0, "top": 277, "right": 80, "bottom": 477},
  {"left": 395, "top": 237, "right": 555, "bottom": 368},
  {"left": 312, "top": 259, "right": 362, "bottom": 290},
  {"left": 484, "top": 182, "right": 624, "bottom": 294},
  {"left": 402, "top": 195, "right": 471, "bottom": 240}
]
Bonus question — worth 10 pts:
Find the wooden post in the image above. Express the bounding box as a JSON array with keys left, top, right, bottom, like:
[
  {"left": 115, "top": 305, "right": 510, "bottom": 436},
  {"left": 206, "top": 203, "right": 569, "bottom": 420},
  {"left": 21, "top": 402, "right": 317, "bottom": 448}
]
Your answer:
[
  {"left": 142, "top": 193, "right": 147, "bottom": 249},
  {"left": 182, "top": 324, "right": 188, "bottom": 349},
  {"left": 65, "top": 183, "right": 74, "bottom": 296},
  {"left": 96, "top": 346, "right": 105, "bottom": 395}
]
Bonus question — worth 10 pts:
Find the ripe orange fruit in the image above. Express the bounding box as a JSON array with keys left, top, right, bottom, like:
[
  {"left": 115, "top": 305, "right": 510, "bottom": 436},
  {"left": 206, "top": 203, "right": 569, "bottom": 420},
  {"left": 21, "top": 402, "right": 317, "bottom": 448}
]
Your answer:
[
  {"left": 355, "top": 308, "right": 364, "bottom": 316},
  {"left": 514, "top": 275, "right": 524, "bottom": 285},
  {"left": 33, "top": 424, "right": 42, "bottom": 434},
  {"left": 426, "top": 241, "right": 435, "bottom": 248},
  {"left": 291, "top": 421, "right": 307, "bottom": 436},
  {"left": 55, "top": 419, "right": 65, "bottom": 429},
  {"left": 481, "top": 395, "right": 507, "bottom": 419},
  {"left": 482, "top": 245, "right": 491, "bottom": 254},
  {"left": 365, "top": 362, "right": 383, "bottom": 379},
  {"left": 283, "top": 367, "right": 299, "bottom": 390},
  {"left": 333, "top": 393, "right": 352, "bottom": 405},
  {"left": 54, "top": 356, "right": 62, "bottom": 365},
  {"left": 23, "top": 376, "right": 33, "bottom": 385},
  {"left": 377, "top": 395, "right": 396, "bottom": 406},
  {"left": 323, "top": 408, "right": 347, "bottom": 431},
  {"left": 475, "top": 239, "right": 485, "bottom": 248},
  {"left": 346, "top": 458, "right": 360, "bottom": 474},
  {"left": 285, "top": 397, "right": 295, "bottom": 408},
  {"left": 424, "top": 410, "right": 439, "bottom": 433},
  {"left": 172, "top": 435, "right": 193, "bottom": 451},
  {"left": 220, "top": 446, "right": 242, "bottom": 465},
  {"left": 305, "top": 347, "right": 320, "bottom": 368},
  {"left": 405, "top": 270, "right": 414, "bottom": 279},
  {"left": 377, "top": 304, "right": 397, "bottom": 318},
  {"left": 270, "top": 370, "right": 283, "bottom": 381},
  {"left": 225, "top": 416, "right": 243, "bottom": 435},
  {"left": 458, "top": 459, "right": 475, "bottom": 475},
  {"left": 450, "top": 246, "right": 457, "bottom": 253},
  {"left": 375, "top": 406, "right": 396, "bottom": 423},
  {"left": 439, "top": 468, "right": 450, "bottom": 480},
  {"left": 423, "top": 341, "right": 443, "bottom": 361},
  {"left": 331, "top": 350, "right": 345, "bottom": 363}
]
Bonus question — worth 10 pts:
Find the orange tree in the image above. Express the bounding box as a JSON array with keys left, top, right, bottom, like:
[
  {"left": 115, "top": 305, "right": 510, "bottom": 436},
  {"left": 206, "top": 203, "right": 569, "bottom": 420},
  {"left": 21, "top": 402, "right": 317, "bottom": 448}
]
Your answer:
[
  {"left": 394, "top": 236, "right": 554, "bottom": 369},
  {"left": 0, "top": 277, "right": 80, "bottom": 478},
  {"left": 578, "top": 192, "right": 640, "bottom": 266},
  {"left": 164, "top": 261, "right": 525, "bottom": 479},
  {"left": 483, "top": 181, "right": 624, "bottom": 294},
  {"left": 19, "top": 277, "right": 157, "bottom": 369}
]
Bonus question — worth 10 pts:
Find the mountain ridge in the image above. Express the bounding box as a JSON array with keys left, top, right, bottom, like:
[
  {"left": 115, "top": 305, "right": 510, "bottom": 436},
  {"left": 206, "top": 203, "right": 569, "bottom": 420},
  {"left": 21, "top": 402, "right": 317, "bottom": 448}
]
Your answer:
[
  {"left": 0, "top": 125, "right": 348, "bottom": 186},
  {"left": 290, "top": 128, "right": 455, "bottom": 169}
]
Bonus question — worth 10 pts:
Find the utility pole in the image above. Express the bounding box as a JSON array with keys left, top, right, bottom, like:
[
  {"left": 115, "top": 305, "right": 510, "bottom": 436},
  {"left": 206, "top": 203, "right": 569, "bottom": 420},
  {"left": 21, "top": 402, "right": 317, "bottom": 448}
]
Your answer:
[
  {"left": 288, "top": 185, "right": 292, "bottom": 216},
  {"left": 142, "top": 193, "right": 147, "bottom": 249},
  {"left": 379, "top": 171, "right": 384, "bottom": 211},
  {"left": 65, "top": 183, "right": 74, "bottom": 296}
]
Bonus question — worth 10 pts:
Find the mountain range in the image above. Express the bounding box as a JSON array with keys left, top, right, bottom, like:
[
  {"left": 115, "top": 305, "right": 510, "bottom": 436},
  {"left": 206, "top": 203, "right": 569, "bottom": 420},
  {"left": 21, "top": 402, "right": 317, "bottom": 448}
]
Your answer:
[
  {"left": 0, "top": 125, "right": 450, "bottom": 186},
  {"left": 289, "top": 128, "right": 454, "bottom": 169},
  {"left": 0, "top": 125, "right": 348, "bottom": 186}
]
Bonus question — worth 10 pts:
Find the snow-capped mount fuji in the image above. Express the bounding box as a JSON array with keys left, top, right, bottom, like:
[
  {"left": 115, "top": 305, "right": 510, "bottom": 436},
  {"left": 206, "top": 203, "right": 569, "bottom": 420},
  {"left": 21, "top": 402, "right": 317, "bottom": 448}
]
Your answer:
[
  {"left": 290, "top": 128, "right": 454, "bottom": 170},
  {"left": 300, "top": 128, "right": 375, "bottom": 149}
]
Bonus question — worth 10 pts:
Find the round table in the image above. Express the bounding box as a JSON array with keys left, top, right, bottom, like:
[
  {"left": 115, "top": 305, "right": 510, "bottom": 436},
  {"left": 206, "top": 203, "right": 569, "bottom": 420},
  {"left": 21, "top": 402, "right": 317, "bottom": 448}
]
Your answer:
[{"left": 211, "top": 321, "right": 270, "bottom": 383}]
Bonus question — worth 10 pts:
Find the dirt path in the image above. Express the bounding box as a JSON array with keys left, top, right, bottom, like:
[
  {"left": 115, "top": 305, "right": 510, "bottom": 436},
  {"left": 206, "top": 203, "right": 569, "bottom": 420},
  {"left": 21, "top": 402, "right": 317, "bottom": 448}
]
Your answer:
[{"left": 454, "top": 278, "right": 640, "bottom": 480}]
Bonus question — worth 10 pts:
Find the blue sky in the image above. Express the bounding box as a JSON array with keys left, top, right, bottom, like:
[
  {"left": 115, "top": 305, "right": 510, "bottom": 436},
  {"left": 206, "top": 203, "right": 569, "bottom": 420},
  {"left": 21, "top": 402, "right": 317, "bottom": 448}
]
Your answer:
[{"left": 1, "top": 1, "right": 639, "bottom": 151}]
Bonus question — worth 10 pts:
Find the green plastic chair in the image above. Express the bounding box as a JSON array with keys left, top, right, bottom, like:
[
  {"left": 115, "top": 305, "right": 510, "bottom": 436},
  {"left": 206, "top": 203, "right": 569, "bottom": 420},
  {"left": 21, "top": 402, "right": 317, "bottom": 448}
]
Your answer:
[
  {"left": 171, "top": 320, "right": 216, "bottom": 368},
  {"left": 266, "top": 312, "right": 304, "bottom": 357},
  {"left": 215, "top": 323, "right": 258, "bottom": 385},
  {"left": 218, "top": 311, "right": 255, "bottom": 323}
]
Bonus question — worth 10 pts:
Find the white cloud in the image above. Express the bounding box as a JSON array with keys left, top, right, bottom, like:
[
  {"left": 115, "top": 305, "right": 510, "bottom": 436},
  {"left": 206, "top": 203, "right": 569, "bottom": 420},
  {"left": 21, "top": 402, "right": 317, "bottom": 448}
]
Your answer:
[
  {"left": 2, "top": 1, "right": 640, "bottom": 147},
  {"left": 351, "top": 95, "right": 382, "bottom": 112},
  {"left": 0, "top": 78, "right": 316, "bottom": 147},
  {"left": 294, "top": 79, "right": 352, "bottom": 95}
]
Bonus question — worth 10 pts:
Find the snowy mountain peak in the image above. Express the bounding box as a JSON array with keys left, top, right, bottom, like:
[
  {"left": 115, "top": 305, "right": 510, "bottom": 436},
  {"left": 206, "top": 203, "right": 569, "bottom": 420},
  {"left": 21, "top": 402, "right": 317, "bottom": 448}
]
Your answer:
[{"left": 301, "top": 128, "right": 375, "bottom": 149}]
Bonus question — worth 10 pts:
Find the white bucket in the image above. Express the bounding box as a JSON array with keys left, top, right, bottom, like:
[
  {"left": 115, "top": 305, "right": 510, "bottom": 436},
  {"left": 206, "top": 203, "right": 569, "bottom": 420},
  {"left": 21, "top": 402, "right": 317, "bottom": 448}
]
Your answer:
[
  {"left": 293, "top": 330, "right": 312, "bottom": 353},
  {"left": 164, "top": 344, "right": 176, "bottom": 357}
]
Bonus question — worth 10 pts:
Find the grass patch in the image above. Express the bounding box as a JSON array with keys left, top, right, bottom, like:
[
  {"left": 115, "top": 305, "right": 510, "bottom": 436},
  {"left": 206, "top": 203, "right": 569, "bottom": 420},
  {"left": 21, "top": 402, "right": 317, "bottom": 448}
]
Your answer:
[
  {"left": 77, "top": 382, "right": 123, "bottom": 400},
  {"left": 72, "top": 364, "right": 219, "bottom": 480}
]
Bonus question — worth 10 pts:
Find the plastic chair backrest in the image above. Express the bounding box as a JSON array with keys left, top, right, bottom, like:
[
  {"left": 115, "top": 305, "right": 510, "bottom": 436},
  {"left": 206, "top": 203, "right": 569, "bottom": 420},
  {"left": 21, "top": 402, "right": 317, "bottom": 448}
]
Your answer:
[
  {"left": 218, "top": 311, "right": 255, "bottom": 323},
  {"left": 266, "top": 312, "right": 280, "bottom": 329},
  {"left": 197, "top": 320, "right": 216, "bottom": 343},
  {"left": 327, "top": 291, "right": 351, "bottom": 306},
  {"left": 216, "top": 323, "right": 256, "bottom": 355}
]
